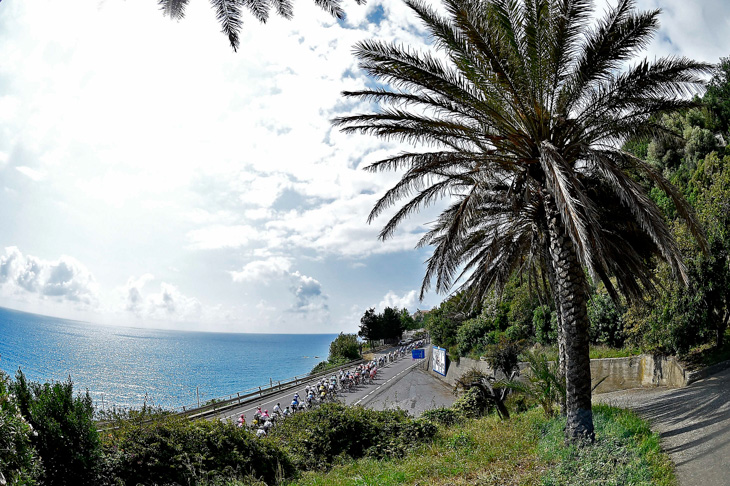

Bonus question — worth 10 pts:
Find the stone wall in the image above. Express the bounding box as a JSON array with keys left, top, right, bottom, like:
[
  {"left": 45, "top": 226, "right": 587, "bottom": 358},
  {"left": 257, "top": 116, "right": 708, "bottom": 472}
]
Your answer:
[{"left": 426, "top": 351, "right": 696, "bottom": 393}]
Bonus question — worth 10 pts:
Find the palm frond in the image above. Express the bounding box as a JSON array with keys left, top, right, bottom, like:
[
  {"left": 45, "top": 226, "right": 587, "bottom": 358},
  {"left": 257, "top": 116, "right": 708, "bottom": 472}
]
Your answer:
[
  {"left": 270, "top": 0, "right": 294, "bottom": 18},
  {"left": 242, "top": 0, "right": 270, "bottom": 23},
  {"left": 314, "top": 0, "right": 345, "bottom": 19},
  {"left": 210, "top": 0, "right": 244, "bottom": 51},
  {"left": 337, "top": 0, "right": 705, "bottom": 313},
  {"left": 159, "top": 0, "right": 190, "bottom": 20},
  {"left": 539, "top": 141, "right": 605, "bottom": 274}
]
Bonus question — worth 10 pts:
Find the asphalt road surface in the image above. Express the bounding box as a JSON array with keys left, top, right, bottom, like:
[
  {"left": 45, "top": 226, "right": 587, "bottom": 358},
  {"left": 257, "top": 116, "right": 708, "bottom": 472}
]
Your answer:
[
  {"left": 216, "top": 347, "right": 429, "bottom": 424},
  {"left": 595, "top": 366, "right": 730, "bottom": 486},
  {"left": 364, "top": 366, "right": 456, "bottom": 416}
]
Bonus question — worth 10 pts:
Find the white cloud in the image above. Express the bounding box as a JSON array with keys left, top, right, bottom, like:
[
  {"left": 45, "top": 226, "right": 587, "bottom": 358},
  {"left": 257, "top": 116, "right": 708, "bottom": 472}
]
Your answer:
[
  {"left": 229, "top": 256, "right": 292, "bottom": 283},
  {"left": 378, "top": 290, "right": 418, "bottom": 312},
  {"left": 0, "top": 246, "right": 98, "bottom": 306},
  {"left": 231, "top": 258, "right": 328, "bottom": 314},
  {"left": 124, "top": 273, "right": 155, "bottom": 314},
  {"left": 15, "top": 166, "right": 46, "bottom": 181},
  {"left": 290, "top": 270, "right": 326, "bottom": 311},
  {"left": 121, "top": 275, "right": 203, "bottom": 322}
]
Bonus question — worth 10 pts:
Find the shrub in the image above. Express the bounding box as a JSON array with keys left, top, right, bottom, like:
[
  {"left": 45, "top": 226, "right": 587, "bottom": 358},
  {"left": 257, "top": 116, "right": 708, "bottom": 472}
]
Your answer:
[
  {"left": 11, "top": 371, "right": 103, "bottom": 486},
  {"left": 424, "top": 307, "right": 460, "bottom": 348},
  {"left": 456, "top": 316, "right": 493, "bottom": 356},
  {"left": 483, "top": 336, "right": 524, "bottom": 378},
  {"left": 533, "top": 305, "right": 557, "bottom": 345},
  {"left": 328, "top": 333, "right": 360, "bottom": 361},
  {"left": 309, "top": 356, "right": 347, "bottom": 375},
  {"left": 451, "top": 387, "right": 493, "bottom": 419},
  {"left": 268, "top": 402, "right": 436, "bottom": 470},
  {"left": 504, "top": 324, "right": 528, "bottom": 342},
  {"left": 0, "top": 370, "right": 42, "bottom": 485},
  {"left": 505, "top": 351, "right": 565, "bottom": 418},
  {"left": 422, "top": 407, "right": 461, "bottom": 426},
  {"left": 103, "top": 415, "right": 292, "bottom": 485},
  {"left": 588, "top": 294, "right": 625, "bottom": 348}
]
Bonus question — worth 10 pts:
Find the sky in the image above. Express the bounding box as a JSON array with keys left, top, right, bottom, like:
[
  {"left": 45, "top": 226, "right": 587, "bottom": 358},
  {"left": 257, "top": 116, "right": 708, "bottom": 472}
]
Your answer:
[{"left": 0, "top": 0, "right": 729, "bottom": 334}]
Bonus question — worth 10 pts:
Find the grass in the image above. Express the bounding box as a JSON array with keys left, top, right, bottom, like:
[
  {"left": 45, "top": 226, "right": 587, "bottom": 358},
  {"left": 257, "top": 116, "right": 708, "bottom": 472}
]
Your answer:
[
  {"left": 282, "top": 405, "right": 675, "bottom": 486},
  {"left": 540, "top": 404, "right": 676, "bottom": 486}
]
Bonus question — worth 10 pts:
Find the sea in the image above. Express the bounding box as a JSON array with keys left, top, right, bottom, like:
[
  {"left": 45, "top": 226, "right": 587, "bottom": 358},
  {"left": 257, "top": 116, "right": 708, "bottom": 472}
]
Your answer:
[{"left": 0, "top": 307, "right": 336, "bottom": 411}]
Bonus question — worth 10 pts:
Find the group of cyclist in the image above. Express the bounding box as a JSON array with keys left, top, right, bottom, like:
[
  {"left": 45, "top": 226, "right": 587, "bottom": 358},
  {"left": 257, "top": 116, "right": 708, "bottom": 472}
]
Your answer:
[{"left": 237, "top": 340, "right": 425, "bottom": 437}]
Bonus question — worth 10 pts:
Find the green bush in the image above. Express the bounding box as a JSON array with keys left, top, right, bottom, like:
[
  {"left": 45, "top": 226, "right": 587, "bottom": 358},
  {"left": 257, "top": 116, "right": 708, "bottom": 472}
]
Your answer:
[
  {"left": 588, "top": 294, "right": 625, "bottom": 348},
  {"left": 456, "top": 316, "right": 493, "bottom": 356},
  {"left": 451, "top": 387, "right": 492, "bottom": 419},
  {"left": 309, "top": 356, "right": 347, "bottom": 375},
  {"left": 0, "top": 370, "right": 42, "bottom": 485},
  {"left": 268, "top": 402, "right": 436, "bottom": 470},
  {"left": 504, "top": 324, "right": 527, "bottom": 342},
  {"left": 421, "top": 407, "right": 461, "bottom": 426},
  {"left": 483, "top": 337, "right": 524, "bottom": 377},
  {"left": 103, "top": 415, "right": 292, "bottom": 485},
  {"left": 505, "top": 351, "right": 565, "bottom": 418},
  {"left": 11, "top": 371, "right": 103, "bottom": 486},
  {"left": 328, "top": 333, "right": 360, "bottom": 361},
  {"left": 533, "top": 305, "right": 557, "bottom": 345}
]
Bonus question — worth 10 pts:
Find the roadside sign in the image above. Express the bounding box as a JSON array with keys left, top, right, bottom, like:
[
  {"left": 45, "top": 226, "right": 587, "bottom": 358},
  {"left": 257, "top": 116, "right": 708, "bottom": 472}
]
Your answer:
[
  {"left": 432, "top": 346, "right": 447, "bottom": 376},
  {"left": 412, "top": 349, "right": 425, "bottom": 359}
]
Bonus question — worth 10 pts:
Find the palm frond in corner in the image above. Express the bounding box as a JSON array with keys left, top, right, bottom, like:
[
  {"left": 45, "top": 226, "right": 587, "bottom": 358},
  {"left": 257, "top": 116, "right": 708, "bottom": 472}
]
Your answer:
[
  {"left": 210, "top": 0, "right": 244, "bottom": 51},
  {"left": 159, "top": 0, "right": 190, "bottom": 20}
]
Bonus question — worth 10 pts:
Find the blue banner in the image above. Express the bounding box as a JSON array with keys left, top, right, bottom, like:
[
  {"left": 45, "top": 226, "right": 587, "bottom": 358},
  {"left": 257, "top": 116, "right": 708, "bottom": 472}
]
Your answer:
[{"left": 411, "top": 349, "right": 425, "bottom": 359}]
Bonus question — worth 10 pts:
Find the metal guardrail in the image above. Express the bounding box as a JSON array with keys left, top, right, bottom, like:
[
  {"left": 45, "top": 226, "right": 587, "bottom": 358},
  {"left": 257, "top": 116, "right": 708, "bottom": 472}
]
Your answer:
[
  {"left": 96, "top": 357, "right": 368, "bottom": 430},
  {"left": 172, "top": 356, "right": 370, "bottom": 420},
  {"left": 174, "top": 343, "right": 404, "bottom": 420},
  {"left": 96, "top": 342, "right": 426, "bottom": 430}
]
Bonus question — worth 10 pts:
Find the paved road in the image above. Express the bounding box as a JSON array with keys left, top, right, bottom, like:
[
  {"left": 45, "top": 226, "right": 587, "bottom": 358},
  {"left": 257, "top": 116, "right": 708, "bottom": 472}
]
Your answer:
[
  {"left": 365, "top": 367, "right": 456, "bottom": 416},
  {"left": 594, "top": 367, "right": 730, "bottom": 486},
  {"left": 216, "top": 348, "right": 427, "bottom": 424}
]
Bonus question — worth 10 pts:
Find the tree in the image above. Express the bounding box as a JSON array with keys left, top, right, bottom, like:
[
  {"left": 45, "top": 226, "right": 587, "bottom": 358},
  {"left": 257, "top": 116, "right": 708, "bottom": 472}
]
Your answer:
[
  {"left": 381, "top": 306, "right": 405, "bottom": 341},
  {"left": 335, "top": 0, "right": 708, "bottom": 441},
  {"left": 12, "top": 371, "right": 103, "bottom": 486},
  {"left": 359, "top": 307, "right": 381, "bottom": 348},
  {"left": 328, "top": 332, "right": 361, "bottom": 361},
  {"left": 399, "top": 308, "right": 418, "bottom": 330},
  {"left": 685, "top": 152, "right": 730, "bottom": 346},
  {"left": 704, "top": 57, "right": 730, "bottom": 133},
  {"left": 158, "top": 0, "right": 365, "bottom": 51}
]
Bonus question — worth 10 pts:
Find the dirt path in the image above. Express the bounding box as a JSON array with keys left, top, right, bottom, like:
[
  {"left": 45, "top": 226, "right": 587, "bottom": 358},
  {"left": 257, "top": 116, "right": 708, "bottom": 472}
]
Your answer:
[{"left": 594, "top": 367, "right": 730, "bottom": 486}]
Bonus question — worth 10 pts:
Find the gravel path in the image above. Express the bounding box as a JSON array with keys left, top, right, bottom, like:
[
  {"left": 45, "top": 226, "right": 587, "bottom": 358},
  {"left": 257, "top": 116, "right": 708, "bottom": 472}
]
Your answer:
[{"left": 594, "top": 367, "right": 730, "bottom": 486}]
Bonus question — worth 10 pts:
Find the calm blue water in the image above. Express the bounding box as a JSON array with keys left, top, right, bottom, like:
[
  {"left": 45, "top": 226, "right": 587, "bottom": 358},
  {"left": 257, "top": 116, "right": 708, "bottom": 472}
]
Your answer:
[{"left": 0, "top": 307, "right": 336, "bottom": 411}]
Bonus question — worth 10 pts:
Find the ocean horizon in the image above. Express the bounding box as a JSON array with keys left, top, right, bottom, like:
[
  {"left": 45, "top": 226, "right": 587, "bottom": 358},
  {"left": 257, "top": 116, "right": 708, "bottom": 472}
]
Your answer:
[{"left": 0, "top": 306, "right": 337, "bottom": 411}]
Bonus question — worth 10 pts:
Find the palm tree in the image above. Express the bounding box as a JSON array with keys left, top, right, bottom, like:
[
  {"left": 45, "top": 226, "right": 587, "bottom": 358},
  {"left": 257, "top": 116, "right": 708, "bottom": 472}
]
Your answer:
[
  {"left": 158, "top": 0, "right": 364, "bottom": 51},
  {"left": 334, "top": 0, "right": 709, "bottom": 441}
]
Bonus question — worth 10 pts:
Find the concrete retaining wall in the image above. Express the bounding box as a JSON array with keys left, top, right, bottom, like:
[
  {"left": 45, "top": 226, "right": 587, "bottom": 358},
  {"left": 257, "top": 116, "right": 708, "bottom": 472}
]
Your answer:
[{"left": 427, "top": 352, "right": 698, "bottom": 394}]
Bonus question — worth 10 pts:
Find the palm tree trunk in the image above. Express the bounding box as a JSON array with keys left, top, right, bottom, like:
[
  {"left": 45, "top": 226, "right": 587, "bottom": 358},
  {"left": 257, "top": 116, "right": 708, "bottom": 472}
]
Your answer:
[
  {"left": 544, "top": 241, "right": 567, "bottom": 415},
  {"left": 547, "top": 210, "right": 595, "bottom": 442}
]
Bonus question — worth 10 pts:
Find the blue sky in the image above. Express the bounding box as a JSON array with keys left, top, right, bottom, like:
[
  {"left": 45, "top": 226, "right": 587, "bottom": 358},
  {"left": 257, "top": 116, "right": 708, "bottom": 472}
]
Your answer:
[{"left": 0, "top": 0, "right": 729, "bottom": 333}]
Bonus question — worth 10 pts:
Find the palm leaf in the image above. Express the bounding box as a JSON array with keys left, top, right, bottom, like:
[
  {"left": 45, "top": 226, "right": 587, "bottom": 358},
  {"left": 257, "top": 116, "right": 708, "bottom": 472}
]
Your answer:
[{"left": 159, "top": 0, "right": 190, "bottom": 20}]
